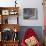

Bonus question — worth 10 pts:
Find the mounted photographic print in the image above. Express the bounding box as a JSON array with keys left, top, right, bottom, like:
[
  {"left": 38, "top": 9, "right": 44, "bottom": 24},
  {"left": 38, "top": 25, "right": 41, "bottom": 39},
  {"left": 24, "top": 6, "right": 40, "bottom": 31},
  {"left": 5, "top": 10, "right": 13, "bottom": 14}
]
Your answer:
[
  {"left": 23, "top": 8, "right": 38, "bottom": 20},
  {"left": 2, "top": 10, "right": 9, "bottom": 15}
]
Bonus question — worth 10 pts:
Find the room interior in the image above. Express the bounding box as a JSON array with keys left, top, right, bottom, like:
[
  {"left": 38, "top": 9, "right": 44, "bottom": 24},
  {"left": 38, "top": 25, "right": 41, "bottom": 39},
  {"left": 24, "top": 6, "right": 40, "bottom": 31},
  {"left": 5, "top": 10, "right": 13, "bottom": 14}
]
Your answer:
[{"left": 0, "top": 0, "right": 46, "bottom": 46}]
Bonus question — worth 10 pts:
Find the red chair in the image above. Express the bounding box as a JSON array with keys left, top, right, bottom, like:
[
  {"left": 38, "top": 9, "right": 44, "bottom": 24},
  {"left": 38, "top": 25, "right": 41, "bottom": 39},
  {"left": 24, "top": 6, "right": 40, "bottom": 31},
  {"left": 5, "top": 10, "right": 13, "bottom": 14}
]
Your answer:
[{"left": 21, "top": 28, "right": 41, "bottom": 46}]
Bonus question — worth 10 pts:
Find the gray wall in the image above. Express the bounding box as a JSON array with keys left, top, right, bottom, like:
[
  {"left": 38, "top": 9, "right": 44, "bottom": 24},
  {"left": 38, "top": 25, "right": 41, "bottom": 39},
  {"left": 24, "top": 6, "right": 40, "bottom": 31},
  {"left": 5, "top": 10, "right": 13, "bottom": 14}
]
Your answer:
[{"left": 18, "top": 26, "right": 43, "bottom": 44}]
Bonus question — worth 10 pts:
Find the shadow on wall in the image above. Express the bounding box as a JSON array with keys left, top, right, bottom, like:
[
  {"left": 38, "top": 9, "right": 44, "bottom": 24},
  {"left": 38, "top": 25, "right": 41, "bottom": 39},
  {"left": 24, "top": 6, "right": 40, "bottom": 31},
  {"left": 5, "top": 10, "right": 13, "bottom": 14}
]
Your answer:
[{"left": 18, "top": 26, "right": 43, "bottom": 44}]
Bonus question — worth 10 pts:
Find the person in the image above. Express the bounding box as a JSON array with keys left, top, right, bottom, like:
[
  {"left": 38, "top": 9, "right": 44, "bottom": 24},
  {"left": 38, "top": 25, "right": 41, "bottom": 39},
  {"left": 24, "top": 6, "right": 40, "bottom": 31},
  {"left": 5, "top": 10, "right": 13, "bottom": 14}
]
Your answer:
[{"left": 21, "top": 28, "right": 41, "bottom": 46}]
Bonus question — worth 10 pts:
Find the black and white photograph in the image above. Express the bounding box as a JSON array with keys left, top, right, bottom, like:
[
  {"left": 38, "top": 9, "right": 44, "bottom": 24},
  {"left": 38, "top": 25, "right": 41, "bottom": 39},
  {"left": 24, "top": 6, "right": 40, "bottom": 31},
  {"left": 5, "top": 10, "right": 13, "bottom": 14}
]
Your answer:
[{"left": 23, "top": 8, "right": 38, "bottom": 20}]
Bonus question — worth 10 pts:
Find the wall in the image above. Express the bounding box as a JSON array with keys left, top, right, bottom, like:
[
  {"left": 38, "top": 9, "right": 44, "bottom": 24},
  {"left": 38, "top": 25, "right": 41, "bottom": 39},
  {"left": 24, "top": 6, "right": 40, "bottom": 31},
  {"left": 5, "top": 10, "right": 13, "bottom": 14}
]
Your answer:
[
  {"left": 0, "top": 0, "right": 44, "bottom": 26},
  {"left": 0, "top": 0, "right": 15, "bottom": 7},
  {"left": 18, "top": 0, "right": 44, "bottom": 26}
]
